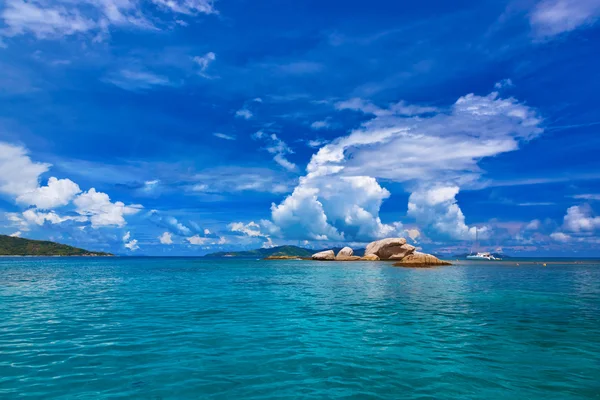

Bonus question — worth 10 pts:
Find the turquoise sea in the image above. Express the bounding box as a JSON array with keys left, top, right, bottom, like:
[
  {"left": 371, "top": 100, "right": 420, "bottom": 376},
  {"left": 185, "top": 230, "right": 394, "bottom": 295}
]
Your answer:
[{"left": 1, "top": 258, "right": 599, "bottom": 399}]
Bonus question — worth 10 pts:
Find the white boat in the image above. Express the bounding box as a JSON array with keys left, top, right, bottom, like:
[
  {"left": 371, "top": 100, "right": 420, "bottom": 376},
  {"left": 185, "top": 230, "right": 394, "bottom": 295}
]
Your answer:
[
  {"left": 466, "top": 252, "right": 499, "bottom": 261},
  {"left": 466, "top": 228, "right": 502, "bottom": 261}
]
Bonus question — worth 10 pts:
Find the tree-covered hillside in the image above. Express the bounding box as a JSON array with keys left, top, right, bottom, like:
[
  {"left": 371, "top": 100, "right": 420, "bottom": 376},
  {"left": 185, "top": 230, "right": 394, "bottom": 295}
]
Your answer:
[{"left": 0, "top": 235, "right": 112, "bottom": 256}]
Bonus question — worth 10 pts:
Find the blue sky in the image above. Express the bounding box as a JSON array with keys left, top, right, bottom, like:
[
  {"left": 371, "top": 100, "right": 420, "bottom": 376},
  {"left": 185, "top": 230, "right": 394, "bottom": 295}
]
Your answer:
[{"left": 1, "top": 0, "right": 600, "bottom": 256}]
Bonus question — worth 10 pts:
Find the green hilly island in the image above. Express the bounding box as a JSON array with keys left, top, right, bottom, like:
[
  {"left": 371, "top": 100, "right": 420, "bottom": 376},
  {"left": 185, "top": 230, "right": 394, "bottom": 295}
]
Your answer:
[{"left": 0, "top": 235, "right": 112, "bottom": 256}]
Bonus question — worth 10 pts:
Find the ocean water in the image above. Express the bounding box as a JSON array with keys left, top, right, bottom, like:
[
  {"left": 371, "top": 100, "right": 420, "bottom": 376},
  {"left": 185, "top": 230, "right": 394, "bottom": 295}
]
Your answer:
[{"left": 1, "top": 258, "right": 599, "bottom": 399}]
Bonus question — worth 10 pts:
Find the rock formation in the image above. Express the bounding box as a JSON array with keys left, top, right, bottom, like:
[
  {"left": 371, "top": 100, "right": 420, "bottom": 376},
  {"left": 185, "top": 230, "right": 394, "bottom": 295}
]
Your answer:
[
  {"left": 308, "top": 239, "right": 450, "bottom": 266},
  {"left": 336, "top": 256, "right": 362, "bottom": 261},
  {"left": 364, "top": 238, "right": 416, "bottom": 260},
  {"left": 393, "top": 252, "right": 451, "bottom": 267},
  {"left": 312, "top": 250, "right": 335, "bottom": 260},
  {"left": 337, "top": 247, "right": 353, "bottom": 258}
]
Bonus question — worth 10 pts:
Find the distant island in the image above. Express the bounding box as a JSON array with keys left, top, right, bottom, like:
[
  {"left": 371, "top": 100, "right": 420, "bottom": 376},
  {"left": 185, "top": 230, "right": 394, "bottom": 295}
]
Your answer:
[
  {"left": 205, "top": 245, "right": 315, "bottom": 258},
  {"left": 205, "top": 245, "right": 366, "bottom": 259},
  {"left": 0, "top": 235, "right": 113, "bottom": 257}
]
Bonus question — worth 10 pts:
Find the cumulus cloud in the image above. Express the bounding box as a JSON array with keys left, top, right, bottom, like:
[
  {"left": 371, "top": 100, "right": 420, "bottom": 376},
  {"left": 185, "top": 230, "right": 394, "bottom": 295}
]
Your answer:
[
  {"left": 158, "top": 231, "right": 173, "bottom": 244},
  {"left": 562, "top": 204, "right": 600, "bottom": 232},
  {"left": 74, "top": 188, "right": 142, "bottom": 228},
  {"left": 229, "top": 221, "right": 265, "bottom": 237},
  {"left": 550, "top": 232, "right": 571, "bottom": 242},
  {"left": 252, "top": 131, "right": 297, "bottom": 171},
  {"left": 0, "top": 141, "right": 50, "bottom": 198},
  {"left": 122, "top": 231, "right": 139, "bottom": 250},
  {"left": 271, "top": 176, "right": 401, "bottom": 242},
  {"left": 0, "top": 0, "right": 216, "bottom": 41},
  {"left": 22, "top": 209, "right": 87, "bottom": 226},
  {"left": 530, "top": 0, "right": 600, "bottom": 39},
  {"left": 17, "top": 177, "right": 81, "bottom": 209},
  {"left": 228, "top": 220, "right": 275, "bottom": 247},
  {"left": 9, "top": 231, "right": 21, "bottom": 237},
  {"left": 407, "top": 186, "right": 483, "bottom": 240},
  {"left": 124, "top": 238, "right": 139, "bottom": 250},
  {"left": 187, "top": 234, "right": 208, "bottom": 245},
  {"left": 270, "top": 90, "right": 543, "bottom": 242}
]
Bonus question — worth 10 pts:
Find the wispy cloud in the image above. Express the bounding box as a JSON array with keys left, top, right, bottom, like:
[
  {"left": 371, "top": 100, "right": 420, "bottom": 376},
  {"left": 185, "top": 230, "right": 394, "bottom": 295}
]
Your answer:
[
  {"left": 235, "top": 108, "right": 253, "bottom": 119},
  {"left": 572, "top": 194, "right": 600, "bottom": 201},
  {"left": 252, "top": 131, "right": 297, "bottom": 171},
  {"left": 193, "top": 51, "right": 216, "bottom": 78},
  {"left": 494, "top": 78, "right": 514, "bottom": 89},
  {"left": 530, "top": 0, "right": 600, "bottom": 39},
  {"left": 310, "top": 119, "right": 332, "bottom": 130},
  {"left": 0, "top": 0, "right": 217, "bottom": 42},
  {"left": 105, "top": 69, "right": 172, "bottom": 91},
  {"left": 213, "top": 132, "right": 236, "bottom": 141}
]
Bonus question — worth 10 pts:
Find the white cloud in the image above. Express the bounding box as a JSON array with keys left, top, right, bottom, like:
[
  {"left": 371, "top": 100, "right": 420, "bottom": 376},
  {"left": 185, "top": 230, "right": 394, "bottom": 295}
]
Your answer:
[
  {"left": 252, "top": 131, "right": 297, "bottom": 171},
  {"left": 335, "top": 98, "right": 438, "bottom": 117},
  {"left": 193, "top": 51, "right": 216, "bottom": 77},
  {"left": 124, "top": 239, "right": 139, "bottom": 250},
  {"left": 550, "top": 232, "right": 571, "bottom": 242},
  {"left": 307, "top": 138, "right": 329, "bottom": 148},
  {"left": 122, "top": 230, "right": 139, "bottom": 250},
  {"left": 147, "top": 211, "right": 192, "bottom": 235},
  {"left": 270, "top": 91, "right": 542, "bottom": 242},
  {"left": 494, "top": 79, "right": 514, "bottom": 89},
  {"left": 229, "top": 221, "right": 275, "bottom": 247},
  {"left": 530, "top": 0, "right": 600, "bottom": 38},
  {"left": 159, "top": 231, "right": 173, "bottom": 244},
  {"left": 572, "top": 194, "right": 600, "bottom": 201},
  {"left": 189, "top": 166, "right": 293, "bottom": 194},
  {"left": 203, "top": 228, "right": 211, "bottom": 235},
  {"left": 105, "top": 69, "right": 172, "bottom": 91},
  {"left": 187, "top": 234, "right": 208, "bottom": 245},
  {"left": 229, "top": 221, "right": 264, "bottom": 237},
  {"left": 525, "top": 219, "right": 541, "bottom": 230},
  {"left": 9, "top": 231, "right": 21, "bottom": 237},
  {"left": 74, "top": 188, "right": 142, "bottom": 228},
  {"left": 213, "top": 132, "right": 236, "bottom": 140},
  {"left": 22, "top": 209, "right": 87, "bottom": 226},
  {"left": 562, "top": 204, "right": 600, "bottom": 232},
  {"left": 0, "top": 141, "right": 50, "bottom": 199},
  {"left": 5, "top": 212, "right": 30, "bottom": 231},
  {"left": 1, "top": 0, "right": 96, "bottom": 39},
  {"left": 16, "top": 177, "right": 81, "bottom": 209},
  {"left": 407, "top": 186, "right": 483, "bottom": 240},
  {"left": 235, "top": 108, "right": 253, "bottom": 119},
  {"left": 151, "top": 0, "right": 216, "bottom": 15},
  {"left": 0, "top": 0, "right": 216, "bottom": 41},
  {"left": 311, "top": 120, "right": 331, "bottom": 130},
  {"left": 271, "top": 176, "right": 402, "bottom": 242}
]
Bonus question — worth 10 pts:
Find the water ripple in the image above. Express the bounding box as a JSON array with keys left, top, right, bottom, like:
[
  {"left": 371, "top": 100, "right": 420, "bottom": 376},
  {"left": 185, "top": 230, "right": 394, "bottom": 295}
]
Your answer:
[{"left": 1, "top": 258, "right": 600, "bottom": 399}]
